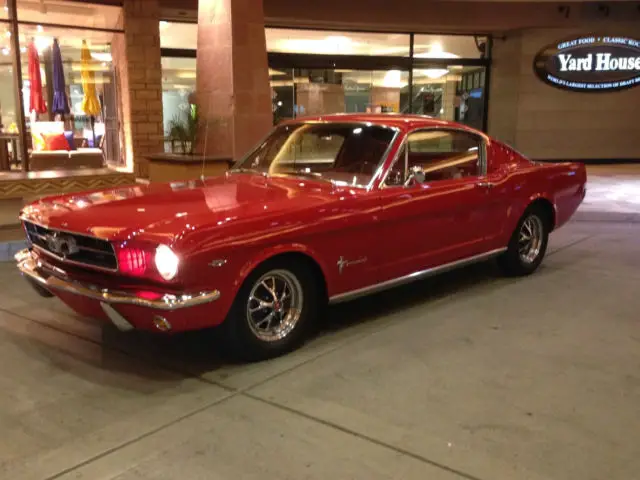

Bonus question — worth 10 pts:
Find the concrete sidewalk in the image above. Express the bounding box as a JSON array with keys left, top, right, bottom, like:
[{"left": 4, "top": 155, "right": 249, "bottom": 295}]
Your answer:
[{"left": 0, "top": 220, "right": 639, "bottom": 479}]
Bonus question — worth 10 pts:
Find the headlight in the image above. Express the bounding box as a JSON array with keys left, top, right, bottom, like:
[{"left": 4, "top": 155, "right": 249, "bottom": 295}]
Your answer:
[{"left": 155, "top": 245, "right": 179, "bottom": 280}]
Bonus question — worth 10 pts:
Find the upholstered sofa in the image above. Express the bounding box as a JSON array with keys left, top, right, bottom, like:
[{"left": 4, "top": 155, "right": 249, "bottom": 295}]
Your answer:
[
  {"left": 29, "top": 121, "right": 105, "bottom": 171},
  {"left": 30, "top": 148, "right": 105, "bottom": 171}
]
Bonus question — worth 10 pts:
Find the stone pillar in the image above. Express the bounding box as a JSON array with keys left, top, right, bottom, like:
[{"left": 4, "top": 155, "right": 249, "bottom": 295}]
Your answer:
[
  {"left": 441, "top": 77, "right": 458, "bottom": 122},
  {"left": 112, "top": 0, "right": 164, "bottom": 178},
  {"left": 196, "top": 0, "right": 272, "bottom": 160},
  {"left": 487, "top": 33, "right": 523, "bottom": 146}
]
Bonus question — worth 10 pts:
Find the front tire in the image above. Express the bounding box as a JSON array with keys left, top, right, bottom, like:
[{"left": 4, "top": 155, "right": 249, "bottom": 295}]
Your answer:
[
  {"left": 498, "top": 206, "right": 549, "bottom": 276},
  {"left": 222, "top": 259, "right": 319, "bottom": 361}
]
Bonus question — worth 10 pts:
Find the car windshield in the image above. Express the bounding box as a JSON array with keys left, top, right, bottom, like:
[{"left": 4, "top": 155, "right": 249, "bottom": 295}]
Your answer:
[{"left": 232, "top": 122, "right": 396, "bottom": 187}]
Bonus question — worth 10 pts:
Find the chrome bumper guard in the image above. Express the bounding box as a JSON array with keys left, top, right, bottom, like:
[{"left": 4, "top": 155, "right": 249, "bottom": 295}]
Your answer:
[{"left": 15, "top": 249, "right": 220, "bottom": 310}]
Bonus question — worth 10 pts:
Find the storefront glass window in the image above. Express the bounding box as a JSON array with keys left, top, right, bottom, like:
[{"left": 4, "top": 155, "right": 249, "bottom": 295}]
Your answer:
[
  {"left": 413, "top": 34, "right": 487, "bottom": 60},
  {"left": 0, "top": 1, "right": 124, "bottom": 176},
  {"left": 411, "top": 66, "right": 486, "bottom": 130},
  {"left": 16, "top": 24, "right": 121, "bottom": 171},
  {"left": 161, "top": 56, "right": 196, "bottom": 153},
  {"left": 266, "top": 28, "right": 411, "bottom": 57},
  {"left": 16, "top": 0, "right": 122, "bottom": 30},
  {"left": 271, "top": 68, "right": 410, "bottom": 124},
  {"left": 0, "top": 20, "right": 24, "bottom": 172},
  {"left": 158, "top": 24, "right": 489, "bottom": 132}
]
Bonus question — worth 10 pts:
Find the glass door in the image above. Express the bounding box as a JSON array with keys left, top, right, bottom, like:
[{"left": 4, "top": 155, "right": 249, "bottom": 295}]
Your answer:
[{"left": 411, "top": 65, "right": 487, "bottom": 131}]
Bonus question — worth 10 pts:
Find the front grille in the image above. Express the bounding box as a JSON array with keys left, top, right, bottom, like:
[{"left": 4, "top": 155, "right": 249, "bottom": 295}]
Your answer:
[{"left": 23, "top": 221, "right": 117, "bottom": 271}]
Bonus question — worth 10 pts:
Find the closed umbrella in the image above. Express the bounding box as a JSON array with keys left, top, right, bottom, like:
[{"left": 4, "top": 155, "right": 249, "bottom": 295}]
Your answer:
[
  {"left": 80, "top": 40, "right": 101, "bottom": 145},
  {"left": 28, "top": 41, "right": 47, "bottom": 115},
  {"left": 51, "top": 39, "right": 69, "bottom": 116}
]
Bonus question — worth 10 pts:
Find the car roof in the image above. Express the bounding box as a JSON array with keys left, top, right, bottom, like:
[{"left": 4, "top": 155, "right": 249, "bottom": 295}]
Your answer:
[{"left": 279, "top": 113, "right": 483, "bottom": 134}]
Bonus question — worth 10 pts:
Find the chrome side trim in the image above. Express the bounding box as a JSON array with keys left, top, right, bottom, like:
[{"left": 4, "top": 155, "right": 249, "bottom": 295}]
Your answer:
[
  {"left": 15, "top": 249, "right": 220, "bottom": 311},
  {"left": 328, "top": 248, "right": 506, "bottom": 304}
]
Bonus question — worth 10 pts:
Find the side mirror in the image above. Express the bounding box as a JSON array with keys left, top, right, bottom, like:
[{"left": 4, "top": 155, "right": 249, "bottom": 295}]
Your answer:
[{"left": 404, "top": 166, "right": 426, "bottom": 186}]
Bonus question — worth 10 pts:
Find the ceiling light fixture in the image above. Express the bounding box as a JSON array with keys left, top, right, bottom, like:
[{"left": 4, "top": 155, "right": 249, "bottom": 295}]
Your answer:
[{"left": 413, "top": 44, "right": 459, "bottom": 80}]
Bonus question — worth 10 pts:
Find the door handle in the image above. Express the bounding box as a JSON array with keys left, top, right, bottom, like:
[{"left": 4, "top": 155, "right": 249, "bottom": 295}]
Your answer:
[{"left": 477, "top": 181, "right": 494, "bottom": 189}]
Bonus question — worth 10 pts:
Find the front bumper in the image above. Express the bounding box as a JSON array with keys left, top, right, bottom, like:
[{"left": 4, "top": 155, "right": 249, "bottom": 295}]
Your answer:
[{"left": 15, "top": 249, "right": 220, "bottom": 311}]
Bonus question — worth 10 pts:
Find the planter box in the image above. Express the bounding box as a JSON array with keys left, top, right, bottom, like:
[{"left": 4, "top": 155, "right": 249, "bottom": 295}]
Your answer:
[{"left": 146, "top": 153, "right": 234, "bottom": 183}]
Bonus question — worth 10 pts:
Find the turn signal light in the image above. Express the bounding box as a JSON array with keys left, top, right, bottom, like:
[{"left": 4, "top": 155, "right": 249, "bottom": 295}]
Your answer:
[{"left": 118, "top": 247, "right": 149, "bottom": 276}]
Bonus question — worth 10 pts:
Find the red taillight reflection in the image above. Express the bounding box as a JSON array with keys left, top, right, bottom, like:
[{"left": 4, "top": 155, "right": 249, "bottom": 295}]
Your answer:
[{"left": 118, "top": 247, "right": 149, "bottom": 276}]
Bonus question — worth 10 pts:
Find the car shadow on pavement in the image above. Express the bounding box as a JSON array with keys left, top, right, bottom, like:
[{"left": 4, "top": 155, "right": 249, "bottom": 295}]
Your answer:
[
  {"left": 88, "top": 259, "right": 506, "bottom": 378},
  {"left": 9, "top": 259, "right": 507, "bottom": 387}
]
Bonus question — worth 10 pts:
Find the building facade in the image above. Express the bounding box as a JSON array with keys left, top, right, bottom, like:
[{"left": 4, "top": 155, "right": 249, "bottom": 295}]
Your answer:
[{"left": 0, "top": 0, "right": 638, "bottom": 202}]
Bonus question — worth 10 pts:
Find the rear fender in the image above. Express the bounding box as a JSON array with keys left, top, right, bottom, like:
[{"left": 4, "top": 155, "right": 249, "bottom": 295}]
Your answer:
[{"left": 502, "top": 191, "right": 556, "bottom": 244}]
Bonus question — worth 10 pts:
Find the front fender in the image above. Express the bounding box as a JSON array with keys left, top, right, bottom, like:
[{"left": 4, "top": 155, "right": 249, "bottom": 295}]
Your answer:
[{"left": 235, "top": 242, "right": 331, "bottom": 295}]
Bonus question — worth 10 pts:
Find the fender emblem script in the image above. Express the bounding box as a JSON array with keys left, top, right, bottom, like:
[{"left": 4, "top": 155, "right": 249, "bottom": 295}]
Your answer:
[{"left": 337, "top": 256, "right": 367, "bottom": 275}]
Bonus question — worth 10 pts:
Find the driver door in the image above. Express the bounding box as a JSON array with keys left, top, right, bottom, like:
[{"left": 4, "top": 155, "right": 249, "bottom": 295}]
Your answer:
[{"left": 374, "top": 128, "right": 497, "bottom": 282}]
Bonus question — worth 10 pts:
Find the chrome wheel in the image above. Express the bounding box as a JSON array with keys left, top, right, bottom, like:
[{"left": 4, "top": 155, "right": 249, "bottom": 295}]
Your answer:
[
  {"left": 246, "top": 269, "right": 303, "bottom": 342},
  {"left": 518, "top": 214, "right": 544, "bottom": 264}
]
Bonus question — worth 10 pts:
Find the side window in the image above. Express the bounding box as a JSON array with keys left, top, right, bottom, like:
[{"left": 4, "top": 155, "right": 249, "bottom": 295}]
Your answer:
[
  {"left": 384, "top": 130, "right": 483, "bottom": 187},
  {"left": 407, "top": 130, "right": 482, "bottom": 182}
]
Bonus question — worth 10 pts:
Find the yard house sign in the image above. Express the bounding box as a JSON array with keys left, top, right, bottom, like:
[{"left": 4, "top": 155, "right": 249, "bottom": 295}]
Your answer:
[{"left": 533, "top": 36, "right": 640, "bottom": 92}]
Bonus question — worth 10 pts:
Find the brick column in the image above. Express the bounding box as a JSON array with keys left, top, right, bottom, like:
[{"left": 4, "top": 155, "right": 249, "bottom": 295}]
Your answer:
[
  {"left": 196, "top": 0, "right": 272, "bottom": 160},
  {"left": 112, "top": 0, "right": 164, "bottom": 178}
]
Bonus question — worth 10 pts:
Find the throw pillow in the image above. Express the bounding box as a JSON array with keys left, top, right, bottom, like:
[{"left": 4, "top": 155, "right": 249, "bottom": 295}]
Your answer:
[
  {"left": 63, "top": 131, "right": 77, "bottom": 151},
  {"left": 42, "top": 133, "right": 70, "bottom": 151}
]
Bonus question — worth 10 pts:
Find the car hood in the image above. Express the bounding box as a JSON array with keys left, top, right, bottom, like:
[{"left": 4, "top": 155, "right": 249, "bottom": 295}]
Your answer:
[{"left": 20, "top": 173, "right": 339, "bottom": 246}]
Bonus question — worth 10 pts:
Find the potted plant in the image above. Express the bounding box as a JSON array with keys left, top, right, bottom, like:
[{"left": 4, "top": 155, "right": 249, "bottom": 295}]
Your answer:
[
  {"left": 168, "top": 105, "right": 198, "bottom": 155},
  {"left": 148, "top": 101, "right": 231, "bottom": 183}
]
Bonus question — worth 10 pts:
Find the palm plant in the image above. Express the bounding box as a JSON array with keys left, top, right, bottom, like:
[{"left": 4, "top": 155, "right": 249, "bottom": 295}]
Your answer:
[{"left": 168, "top": 105, "right": 198, "bottom": 155}]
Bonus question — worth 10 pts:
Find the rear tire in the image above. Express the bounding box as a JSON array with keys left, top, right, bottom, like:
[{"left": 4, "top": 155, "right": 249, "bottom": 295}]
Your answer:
[
  {"left": 222, "top": 258, "right": 319, "bottom": 361},
  {"left": 498, "top": 206, "right": 549, "bottom": 276}
]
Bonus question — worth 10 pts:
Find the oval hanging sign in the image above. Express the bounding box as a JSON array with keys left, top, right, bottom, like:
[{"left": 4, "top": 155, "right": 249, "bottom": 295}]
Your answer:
[{"left": 533, "top": 35, "right": 640, "bottom": 92}]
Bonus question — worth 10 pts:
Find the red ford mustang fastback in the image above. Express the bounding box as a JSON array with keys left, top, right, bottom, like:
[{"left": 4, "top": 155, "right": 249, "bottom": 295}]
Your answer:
[{"left": 16, "top": 114, "right": 586, "bottom": 359}]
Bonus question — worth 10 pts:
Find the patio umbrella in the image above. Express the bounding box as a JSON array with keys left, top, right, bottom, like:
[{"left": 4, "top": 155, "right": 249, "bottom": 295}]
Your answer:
[
  {"left": 51, "top": 39, "right": 69, "bottom": 116},
  {"left": 80, "top": 40, "right": 101, "bottom": 145},
  {"left": 28, "top": 41, "right": 47, "bottom": 115}
]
